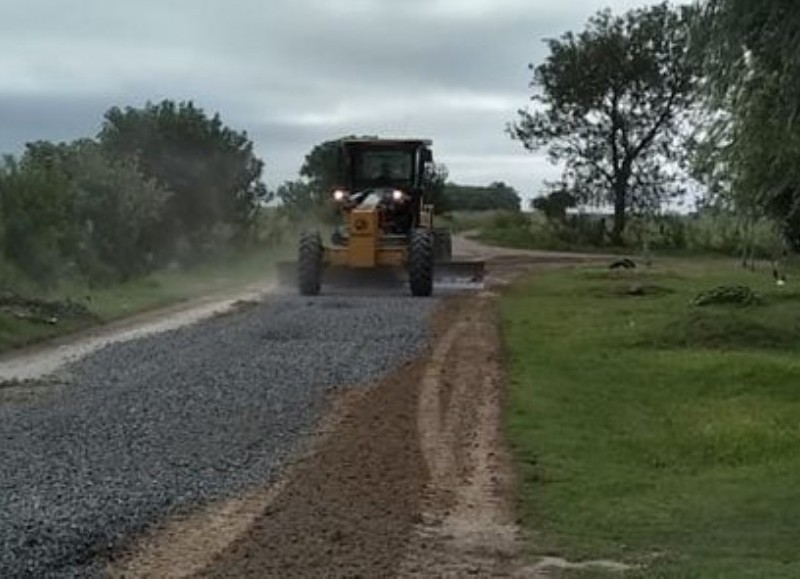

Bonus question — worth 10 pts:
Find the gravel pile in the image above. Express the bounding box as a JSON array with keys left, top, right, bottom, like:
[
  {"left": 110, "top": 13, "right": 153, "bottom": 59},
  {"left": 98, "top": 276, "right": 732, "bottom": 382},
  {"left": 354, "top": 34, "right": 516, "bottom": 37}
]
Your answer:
[{"left": 0, "top": 296, "right": 435, "bottom": 578}]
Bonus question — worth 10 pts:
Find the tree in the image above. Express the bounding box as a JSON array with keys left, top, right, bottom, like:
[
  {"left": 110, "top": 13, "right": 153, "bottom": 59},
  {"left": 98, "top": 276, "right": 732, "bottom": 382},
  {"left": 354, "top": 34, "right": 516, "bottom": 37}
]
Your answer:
[
  {"left": 300, "top": 136, "right": 362, "bottom": 198},
  {"left": 61, "top": 141, "right": 171, "bottom": 281},
  {"left": 0, "top": 153, "right": 72, "bottom": 287},
  {"left": 427, "top": 163, "right": 450, "bottom": 214},
  {"left": 531, "top": 190, "right": 577, "bottom": 223},
  {"left": 695, "top": 1, "right": 800, "bottom": 250},
  {"left": 275, "top": 137, "right": 365, "bottom": 224},
  {"left": 0, "top": 140, "right": 171, "bottom": 285},
  {"left": 510, "top": 2, "right": 698, "bottom": 245},
  {"left": 99, "top": 100, "right": 268, "bottom": 259},
  {"left": 444, "top": 181, "right": 522, "bottom": 212},
  {"left": 275, "top": 179, "right": 319, "bottom": 222}
]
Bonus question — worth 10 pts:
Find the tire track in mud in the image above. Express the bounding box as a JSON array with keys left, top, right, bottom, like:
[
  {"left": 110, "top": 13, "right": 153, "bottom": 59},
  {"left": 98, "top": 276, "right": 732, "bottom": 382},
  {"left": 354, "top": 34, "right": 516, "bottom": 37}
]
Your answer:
[{"left": 399, "top": 294, "right": 520, "bottom": 578}]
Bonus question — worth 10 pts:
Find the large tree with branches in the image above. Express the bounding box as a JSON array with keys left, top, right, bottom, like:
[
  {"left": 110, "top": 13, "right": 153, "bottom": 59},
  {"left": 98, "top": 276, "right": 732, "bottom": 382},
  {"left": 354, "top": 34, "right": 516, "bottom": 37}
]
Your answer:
[
  {"left": 695, "top": 0, "right": 800, "bottom": 251},
  {"left": 510, "top": 2, "right": 698, "bottom": 244}
]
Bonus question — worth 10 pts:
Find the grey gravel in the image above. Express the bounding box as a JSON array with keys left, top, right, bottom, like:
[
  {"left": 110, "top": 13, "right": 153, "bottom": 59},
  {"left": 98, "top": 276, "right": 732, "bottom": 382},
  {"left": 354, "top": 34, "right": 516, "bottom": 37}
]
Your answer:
[{"left": 0, "top": 295, "right": 435, "bottom": 578}]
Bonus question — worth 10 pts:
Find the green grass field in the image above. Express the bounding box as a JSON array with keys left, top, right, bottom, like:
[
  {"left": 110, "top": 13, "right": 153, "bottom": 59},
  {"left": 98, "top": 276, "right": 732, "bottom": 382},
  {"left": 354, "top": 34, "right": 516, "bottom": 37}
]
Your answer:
[
  {"left": 502, "top": 259, "right": 800, "bottom": 577},
  {"left": 0, "top": 245, "right": 289, "bottom": 353}
]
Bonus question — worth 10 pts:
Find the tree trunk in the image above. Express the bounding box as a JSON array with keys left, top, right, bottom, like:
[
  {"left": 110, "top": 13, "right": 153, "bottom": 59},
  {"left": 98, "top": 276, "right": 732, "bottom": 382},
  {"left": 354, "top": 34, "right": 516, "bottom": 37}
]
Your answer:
[
  {"left": 611, "top": 161, "right": 632, "bottom": 246},
  {"left": 611, "top": 183, "right": 627, "bottom": 246}
]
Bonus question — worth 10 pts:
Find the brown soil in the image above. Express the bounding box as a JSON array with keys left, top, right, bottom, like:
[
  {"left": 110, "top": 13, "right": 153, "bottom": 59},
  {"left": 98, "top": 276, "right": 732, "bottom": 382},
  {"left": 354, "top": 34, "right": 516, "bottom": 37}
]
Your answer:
[
  {"left": 193, "top": 354, "right": 429, "bottom": 578},
  {"left": 398, "top": 294, "right": 519, "bottom": 578}
]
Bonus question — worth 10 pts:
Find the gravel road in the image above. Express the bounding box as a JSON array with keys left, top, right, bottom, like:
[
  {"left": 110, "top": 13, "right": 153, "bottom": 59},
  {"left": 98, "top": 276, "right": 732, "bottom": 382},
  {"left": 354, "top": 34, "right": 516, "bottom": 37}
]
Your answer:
[{"left": 0, "top": 295, "right": 435, "bottom": 578}]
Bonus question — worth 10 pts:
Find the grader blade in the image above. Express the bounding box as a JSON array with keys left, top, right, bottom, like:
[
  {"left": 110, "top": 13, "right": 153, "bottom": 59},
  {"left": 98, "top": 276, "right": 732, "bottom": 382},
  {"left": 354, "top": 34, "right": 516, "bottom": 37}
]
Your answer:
[{"left": 275, "top": 260, "right": 485, "bottom": 293}]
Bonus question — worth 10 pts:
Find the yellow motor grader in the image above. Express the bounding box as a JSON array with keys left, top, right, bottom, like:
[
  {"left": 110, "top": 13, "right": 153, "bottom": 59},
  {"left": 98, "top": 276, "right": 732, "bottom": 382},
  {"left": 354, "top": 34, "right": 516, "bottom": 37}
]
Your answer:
[{"left": 283, "top": 138, "right": 483, "bottom": 297}]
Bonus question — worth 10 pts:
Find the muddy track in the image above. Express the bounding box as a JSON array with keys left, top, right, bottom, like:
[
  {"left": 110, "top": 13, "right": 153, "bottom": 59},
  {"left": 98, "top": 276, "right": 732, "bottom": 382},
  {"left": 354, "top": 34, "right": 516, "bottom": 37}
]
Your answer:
[{"left": 399, "top": 294, "right": 518, "bottom": 578}]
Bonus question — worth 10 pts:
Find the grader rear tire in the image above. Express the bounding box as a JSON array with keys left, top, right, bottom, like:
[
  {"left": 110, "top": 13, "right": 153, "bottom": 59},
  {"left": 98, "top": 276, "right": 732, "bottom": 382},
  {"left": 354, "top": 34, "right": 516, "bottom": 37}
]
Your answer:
[
  {"left": 298, "top": 232, "right": 323, "bottom": 296},
  {"left": 409, "top": 230, "right": 434, "bottom": 297}
]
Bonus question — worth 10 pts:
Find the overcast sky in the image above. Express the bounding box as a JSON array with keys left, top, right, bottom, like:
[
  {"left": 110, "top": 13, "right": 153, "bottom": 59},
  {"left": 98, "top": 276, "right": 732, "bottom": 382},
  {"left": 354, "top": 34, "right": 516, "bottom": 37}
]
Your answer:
[{"left": 2, "top": 0, "right": 669, "bottom": 201}]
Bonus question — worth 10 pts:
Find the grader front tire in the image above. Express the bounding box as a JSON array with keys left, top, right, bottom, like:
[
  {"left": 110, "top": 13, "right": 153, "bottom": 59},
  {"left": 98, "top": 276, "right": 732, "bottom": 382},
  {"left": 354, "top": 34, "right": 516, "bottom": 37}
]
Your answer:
[
  {"left": 409, "top": 230, "right": 434, "bottom": 297},
  {"left": 298, "top": 233, "right": 323, "bottom": 296}
]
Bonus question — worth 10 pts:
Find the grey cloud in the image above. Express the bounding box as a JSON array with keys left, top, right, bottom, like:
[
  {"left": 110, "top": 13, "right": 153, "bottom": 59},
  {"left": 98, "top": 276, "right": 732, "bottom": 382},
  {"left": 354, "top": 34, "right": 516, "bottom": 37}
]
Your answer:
[
  {"left": 0, "top": 0, "right": 673, "bottom": 197},
  {"left": 0, "top": 95, "right": 108, "bottom": 154}
]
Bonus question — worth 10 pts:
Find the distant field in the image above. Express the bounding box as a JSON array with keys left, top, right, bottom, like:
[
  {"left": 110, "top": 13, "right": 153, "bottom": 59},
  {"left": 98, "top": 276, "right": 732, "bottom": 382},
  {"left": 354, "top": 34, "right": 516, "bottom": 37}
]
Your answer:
[
  {"left": 502, "top": 259, "right": 800, "bottom": 577},
  {"left": 440, "top": 210, "right": 505, "bottom": 233},
  {"left": 454, "top": 207, "right": 785, "bottom": 259}
]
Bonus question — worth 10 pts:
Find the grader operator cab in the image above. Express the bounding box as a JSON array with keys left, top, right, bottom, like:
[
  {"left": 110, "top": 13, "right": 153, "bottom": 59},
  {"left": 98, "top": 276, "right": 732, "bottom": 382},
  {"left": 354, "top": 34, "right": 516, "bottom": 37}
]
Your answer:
[{"left": 287, "top": 138, "right": 484, "bottom": 297}]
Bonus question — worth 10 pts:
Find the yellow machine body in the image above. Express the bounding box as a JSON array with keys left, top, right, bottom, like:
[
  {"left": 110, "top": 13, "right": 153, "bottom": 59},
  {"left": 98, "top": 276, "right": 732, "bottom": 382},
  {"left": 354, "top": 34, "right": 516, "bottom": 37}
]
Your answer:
[
  {"left": 323, "top": 205, "right": 439, "bottom": 270},
  {"left": 325, "top": 208, "right": 408, "bottom": 269}
]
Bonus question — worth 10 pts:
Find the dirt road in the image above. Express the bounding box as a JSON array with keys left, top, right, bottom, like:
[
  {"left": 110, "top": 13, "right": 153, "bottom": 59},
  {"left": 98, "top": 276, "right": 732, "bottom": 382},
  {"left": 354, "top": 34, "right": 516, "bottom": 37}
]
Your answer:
[
  {"left": 2, "top": 236, "right": 613, "bottom": 578},
  {"left": 107, "top": 295, "right": 519, "bottom": 579},
  {"left": 0, "top": 280, "right": 273, "bottom": 383},
  {"left": 105, "top": 237, "right": 614, "bottom": 578}
]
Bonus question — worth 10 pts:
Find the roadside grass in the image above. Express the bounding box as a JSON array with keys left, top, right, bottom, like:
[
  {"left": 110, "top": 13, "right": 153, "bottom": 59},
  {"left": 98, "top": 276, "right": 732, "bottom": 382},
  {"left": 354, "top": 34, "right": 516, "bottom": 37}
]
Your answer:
[
  {"left": 477, "top": 214, "right": 567, "bottom": 251},
  {"left": 476, "top": 211, "right": 786, "bottom": 261},
  {"left": 473, "top": 213, "right": 625, "bottom": 254},
  {"left": 501, "top": 259, "right": 800, "bottom": 577},
  {"left": 0, "top": 245, "right": 290, "bottom": 353}
]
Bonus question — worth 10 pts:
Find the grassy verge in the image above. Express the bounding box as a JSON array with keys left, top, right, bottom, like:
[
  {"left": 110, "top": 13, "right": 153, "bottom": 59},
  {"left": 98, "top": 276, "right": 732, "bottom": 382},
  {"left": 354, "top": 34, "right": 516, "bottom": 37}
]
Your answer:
[
  {"left": 477, "top": 225, "right": 567, "bottom": 251},
  {"left": 502, "top": 259, "right": 800, "bottom": 577},
  {"left": 0, "top": 245, "right": 290, "bottom": 353}
]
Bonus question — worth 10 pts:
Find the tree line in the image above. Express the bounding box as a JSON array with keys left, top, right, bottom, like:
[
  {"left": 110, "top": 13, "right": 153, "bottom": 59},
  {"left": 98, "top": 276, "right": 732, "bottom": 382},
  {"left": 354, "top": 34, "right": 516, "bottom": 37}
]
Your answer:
[
  {"left": 0, "top": 112, "right": 518, "bottom": 291},
  {"left": 511, "top": 0, "right": 800, "bottom": 252},
  {"left": 0, "top": 101, "right": 268, "bottom": 288}
]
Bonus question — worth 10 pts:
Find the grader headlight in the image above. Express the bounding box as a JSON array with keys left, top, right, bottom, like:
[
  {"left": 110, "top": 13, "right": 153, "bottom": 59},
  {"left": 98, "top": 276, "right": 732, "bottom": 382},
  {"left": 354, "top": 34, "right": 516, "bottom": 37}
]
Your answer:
[{"left": 332, "top": 189, "right": 348, "bottom": 202}]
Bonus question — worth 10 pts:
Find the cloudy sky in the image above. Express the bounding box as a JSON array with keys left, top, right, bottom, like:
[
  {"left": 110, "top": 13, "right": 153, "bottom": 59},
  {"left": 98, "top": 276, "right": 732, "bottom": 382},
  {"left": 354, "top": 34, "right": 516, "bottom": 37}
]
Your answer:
[{"left": 2, "top": 0, "right": 667, "bottom": 201}]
